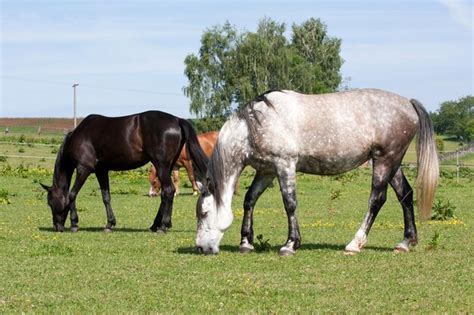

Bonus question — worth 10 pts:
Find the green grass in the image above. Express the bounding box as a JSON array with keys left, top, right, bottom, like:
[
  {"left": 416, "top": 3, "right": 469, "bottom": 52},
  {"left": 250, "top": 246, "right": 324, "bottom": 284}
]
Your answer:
[
  {"left": 1, "top": 161, "right": 473, "bottom": 313},
  {"left": 442, "top": 152, "right": 474, "bottom": 166},
  {"left": 402, "top": 136, "right": 463, "bottom": 165}
]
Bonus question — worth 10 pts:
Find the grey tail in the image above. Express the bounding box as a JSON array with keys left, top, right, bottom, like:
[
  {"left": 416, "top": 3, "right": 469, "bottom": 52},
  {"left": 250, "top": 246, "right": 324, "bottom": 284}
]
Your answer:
[{"left": 410, "top": 99, "right": 439, "bottom": 221}]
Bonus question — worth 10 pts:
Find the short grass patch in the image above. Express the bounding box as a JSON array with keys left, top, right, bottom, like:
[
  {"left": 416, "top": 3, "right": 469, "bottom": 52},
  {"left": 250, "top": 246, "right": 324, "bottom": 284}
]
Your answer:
[{"left": 1, "top": 163, "right": 472, "bottom": 313}]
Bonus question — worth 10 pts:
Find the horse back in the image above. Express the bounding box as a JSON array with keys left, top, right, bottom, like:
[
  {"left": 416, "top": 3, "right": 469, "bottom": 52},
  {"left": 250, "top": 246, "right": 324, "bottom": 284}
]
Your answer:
[
  {"left": 66, "top": 111, "right": 182, "bottom": 171},
  {"left": 246, "top": 89, "right": 419, "bottom": 175}
]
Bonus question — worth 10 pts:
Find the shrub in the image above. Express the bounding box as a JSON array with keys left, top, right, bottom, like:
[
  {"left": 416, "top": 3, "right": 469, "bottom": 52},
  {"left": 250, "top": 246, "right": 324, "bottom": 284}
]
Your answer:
[
  {"left": 435, "top": 138, "right": 444, "bottom": 152},
  {"left": 431, "top": 199, "right": 456, "bottom": 221},
  {"left": 426, "top": 231, "right": 441, "bottom": 251},
  {"left": 0, "top": 189, "right": 11, "bottom": 205},
  {"left": 254, "top": 234, "right": 272, "bottom": 252},
  {"left": 18, "top": 134, "right": 26, "bottom": 143},
  {"left": 330, "top": 189, "right": 342, "bottom": 200}
]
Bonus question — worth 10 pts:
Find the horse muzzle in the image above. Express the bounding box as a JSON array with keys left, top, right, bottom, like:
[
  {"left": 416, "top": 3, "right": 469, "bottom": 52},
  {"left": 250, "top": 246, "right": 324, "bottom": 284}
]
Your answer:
[{"left": 195, "top": 246, "right": 218, "bottom": 255}]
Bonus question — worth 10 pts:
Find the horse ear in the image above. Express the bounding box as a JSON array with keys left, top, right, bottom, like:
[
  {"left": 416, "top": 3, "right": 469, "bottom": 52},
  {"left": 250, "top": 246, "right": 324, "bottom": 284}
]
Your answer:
[
  {"left": 40, "top": 183, "right": 51, "bottom": 192},
  {"left": 196, "top": 181, "right": 204, "bottom": 192},
  {"left": 206, "top": 180, "right": 214, "bottom": 195}
]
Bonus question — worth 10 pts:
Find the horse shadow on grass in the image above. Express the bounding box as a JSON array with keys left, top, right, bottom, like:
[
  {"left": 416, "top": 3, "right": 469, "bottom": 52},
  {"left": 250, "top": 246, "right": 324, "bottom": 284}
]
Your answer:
[
  {"left": 38, "top": 226, "right": 193, "bottom": 233},
  {"left": 176, "top": 242, "right": 393, "bottom": 255}
]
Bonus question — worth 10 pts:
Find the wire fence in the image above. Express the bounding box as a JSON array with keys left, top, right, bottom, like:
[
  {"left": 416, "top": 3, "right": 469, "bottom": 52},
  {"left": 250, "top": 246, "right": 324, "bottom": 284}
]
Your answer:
[{"left": 1, "top": 142, "right": 472, "bottom": 167}]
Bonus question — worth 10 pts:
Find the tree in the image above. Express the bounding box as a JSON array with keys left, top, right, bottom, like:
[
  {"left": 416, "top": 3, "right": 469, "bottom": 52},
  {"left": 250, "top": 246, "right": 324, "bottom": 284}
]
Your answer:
[
  {"left": 290, "top": 18, "right": 343, "bottom": 93},
  {"left": 183, "top": 22, "right": 237, "bottom": 118},
  {"left": 432, "top": 96, "right": 474, "bottom": 142},
  {"left": 183, "top": 17, "right": 343, "bottom": 118}
]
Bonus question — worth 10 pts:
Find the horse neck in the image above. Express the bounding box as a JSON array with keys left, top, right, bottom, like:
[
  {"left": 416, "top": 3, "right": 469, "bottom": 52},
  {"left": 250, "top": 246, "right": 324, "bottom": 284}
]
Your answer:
[{"left": 213, "top": 116, "right": 249, "bottom": 213}]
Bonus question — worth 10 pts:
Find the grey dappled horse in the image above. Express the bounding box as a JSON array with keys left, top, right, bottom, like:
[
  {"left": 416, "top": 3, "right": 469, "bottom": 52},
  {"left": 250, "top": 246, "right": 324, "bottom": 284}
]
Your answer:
[{"left": 195, "top": 89, "right": 439, "bottom": 255}]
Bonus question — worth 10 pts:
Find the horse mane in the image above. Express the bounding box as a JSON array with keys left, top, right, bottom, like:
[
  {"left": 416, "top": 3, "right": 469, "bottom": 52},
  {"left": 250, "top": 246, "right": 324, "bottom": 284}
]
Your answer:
[
  {"left": 237, "top": 89, "right": 282, "bottom": 152},
  {"left": 209, "top": 90, "right": 282, "bottom": 207},
  {"left": 207, "top": 139, "right": 227, "bottom": 208},
  {"left": 53, "top": 132, "right": 73, "bottom": 189}
]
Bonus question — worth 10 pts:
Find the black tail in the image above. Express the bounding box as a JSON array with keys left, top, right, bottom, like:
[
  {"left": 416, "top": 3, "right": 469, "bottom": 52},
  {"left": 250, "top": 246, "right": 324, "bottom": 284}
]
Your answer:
[{"left": 178, "top": 119, "right": 209, "bottom": 180}]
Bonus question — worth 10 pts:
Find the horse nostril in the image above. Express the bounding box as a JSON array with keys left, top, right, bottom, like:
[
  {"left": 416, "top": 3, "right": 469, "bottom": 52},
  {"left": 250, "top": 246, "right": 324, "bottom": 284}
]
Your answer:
[{"left": 195, "top": 246, "right": 203, "bottom": 254}]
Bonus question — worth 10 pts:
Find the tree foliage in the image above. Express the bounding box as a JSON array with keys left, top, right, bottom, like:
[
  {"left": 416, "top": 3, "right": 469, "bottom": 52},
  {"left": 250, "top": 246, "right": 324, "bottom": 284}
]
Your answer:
[
  {"left": 183, "top": 18, "right": 343, "bottom": 118},
  {"left": 432, "top": 96, "right": 474, "bottom": 142}
]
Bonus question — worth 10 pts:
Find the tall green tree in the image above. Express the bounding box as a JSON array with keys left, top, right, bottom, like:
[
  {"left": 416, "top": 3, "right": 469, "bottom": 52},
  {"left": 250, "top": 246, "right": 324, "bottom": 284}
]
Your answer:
[
  {"left": 231, "top": 18, "right": 290, "bottom": 106},
  {"left": 183, "top": 22, "right": 237, "bottom": 118},
  {"left": 432, "top": 96, "right": 474, "bottom": 142},
  {"left": 183, "top": 17, "right": 343, "bottom": 118},
  {"left": 290, "top": 18, "right": 343, "bottom": 93}
]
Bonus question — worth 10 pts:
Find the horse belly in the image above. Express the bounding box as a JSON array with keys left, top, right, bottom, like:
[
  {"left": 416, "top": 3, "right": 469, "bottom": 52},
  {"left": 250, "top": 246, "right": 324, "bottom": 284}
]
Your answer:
[{"left": 297, "top": 152, "right": 369, "bottom": 175}]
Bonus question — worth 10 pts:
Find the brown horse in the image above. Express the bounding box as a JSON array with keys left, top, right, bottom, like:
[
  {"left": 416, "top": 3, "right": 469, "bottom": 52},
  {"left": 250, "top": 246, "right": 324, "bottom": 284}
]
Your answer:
[{"left": 149, "top": 131, "right": 218, "bottom": 196}]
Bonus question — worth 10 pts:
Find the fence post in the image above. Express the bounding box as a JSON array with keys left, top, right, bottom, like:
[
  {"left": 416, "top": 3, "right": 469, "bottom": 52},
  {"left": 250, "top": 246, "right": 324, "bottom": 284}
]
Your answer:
[{"left": 456, "top": 151, "right": 459, "bottom": 183}]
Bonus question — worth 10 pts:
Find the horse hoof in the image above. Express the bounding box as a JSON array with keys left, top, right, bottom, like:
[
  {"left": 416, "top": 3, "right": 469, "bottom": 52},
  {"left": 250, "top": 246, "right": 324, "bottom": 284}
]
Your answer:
[
  {"left": 344, "top": 243, "right": 362, "bottom": 255},
  {"left": 394, "top": 244, "right": 409, "bottom": 253},
  {"left": 279, "top": 247, "right": 295, "bottom": 256},
  {"left": 70, "top": 226, "right": 79, "bottom": 233},
  {"left": 104, "top": 227, "right": 113, "bottom": 233},
  {"left": 239, "top": 243, "right": 254, "bottom": 254},
  {"left": 150, "top": 227, "right": 167, "bottom": 234}
]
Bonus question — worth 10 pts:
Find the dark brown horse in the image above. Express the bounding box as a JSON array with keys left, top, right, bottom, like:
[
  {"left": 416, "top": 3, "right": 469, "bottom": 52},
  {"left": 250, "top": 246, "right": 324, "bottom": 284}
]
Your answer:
[
  {"left": 41, "top": 111, "right": 208, "bottom": 232},
  {"left": 148, "top": 131, "right": 218, "bottom": 197}
]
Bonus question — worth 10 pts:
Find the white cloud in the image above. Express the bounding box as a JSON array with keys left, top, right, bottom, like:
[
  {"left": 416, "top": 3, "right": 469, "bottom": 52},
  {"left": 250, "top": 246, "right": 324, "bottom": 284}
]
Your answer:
[{"left": 438, "top": 0, "right": 473, "bottom": 30}]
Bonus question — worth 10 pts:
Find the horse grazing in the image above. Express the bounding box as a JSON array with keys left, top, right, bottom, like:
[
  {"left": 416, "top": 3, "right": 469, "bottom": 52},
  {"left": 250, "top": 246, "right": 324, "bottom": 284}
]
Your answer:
[
  {"left": 195, "top": 89, "right": 439, "bottom": 255},
  {"left": 148, "top": 131, "right": 218, "bottom": 197},
  {"left": 41, "top": 111, "right": 208, "bottom": 232}
]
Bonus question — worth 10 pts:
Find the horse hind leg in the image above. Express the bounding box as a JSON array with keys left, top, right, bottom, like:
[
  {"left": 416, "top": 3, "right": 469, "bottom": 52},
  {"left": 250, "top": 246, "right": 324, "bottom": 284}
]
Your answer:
[
  {"left": 239, "top": 171, "right": 275, "bottom": 253},
  {"left": 390, "top": 167, "right": 417, "bottom": 252},
  {"left": 345, "top": 159, "right": 393, "bottom": 254}
]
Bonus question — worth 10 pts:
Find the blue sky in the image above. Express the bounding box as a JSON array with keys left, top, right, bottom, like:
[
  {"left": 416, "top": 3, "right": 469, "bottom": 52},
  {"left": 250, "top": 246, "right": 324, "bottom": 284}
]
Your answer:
[{"left": 1, "top": 0, "right": 472, "bottom": 118}]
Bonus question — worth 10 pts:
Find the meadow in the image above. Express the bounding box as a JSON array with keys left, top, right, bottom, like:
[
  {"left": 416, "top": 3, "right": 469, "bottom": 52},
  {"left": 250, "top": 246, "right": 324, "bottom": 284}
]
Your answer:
[{"left": 0, "top": 131, "right": 473, "bottom": 313}]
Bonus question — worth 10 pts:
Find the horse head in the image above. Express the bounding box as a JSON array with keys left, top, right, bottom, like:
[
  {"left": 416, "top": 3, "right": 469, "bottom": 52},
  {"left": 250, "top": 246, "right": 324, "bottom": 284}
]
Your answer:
[
  {"left": 40, "top": 183, "right": 69, "bottom": 232},
  {"left": 195, "top": 180, "right": 233, "bottom": 255}
]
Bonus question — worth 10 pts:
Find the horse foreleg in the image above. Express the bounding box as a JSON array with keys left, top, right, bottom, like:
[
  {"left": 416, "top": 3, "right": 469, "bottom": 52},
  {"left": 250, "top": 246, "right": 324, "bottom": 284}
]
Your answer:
[
  {"left": 345, "top": 160, "right": 392, "bottom": 254},
  {"left": 96, "top": 170, "right": 116, "bottom": 232},
  {"left": 276, "top": 161, "right": 301, "bottom": 256},
  {"left": 68, "top": 166, "right": 91, "bottom": 232},
  {"left": 148, "top": 165, "right": 160, "bottom": 197},
  {"left": 239, "top": 171, "right": 275, "bottom": 253},
  {"left": 150, "top": 162, "right": 175, "bottom": 232},
  {"left": 390, "top": 167, "right": 417, "bottom": 252},
  {"left": 183, "top": 161, "right": 198, "bottom": 196},
  {"left": 172, "top": 169, "right": 180, "bottom": 196}
]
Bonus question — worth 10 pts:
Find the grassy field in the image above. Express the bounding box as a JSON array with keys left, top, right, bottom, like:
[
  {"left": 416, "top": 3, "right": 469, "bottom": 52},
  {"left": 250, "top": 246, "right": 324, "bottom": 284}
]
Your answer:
[{"left": 1, "top": 133, "right": 473, "bottom": 313}]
